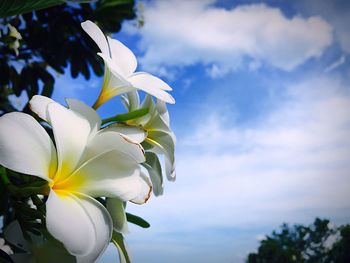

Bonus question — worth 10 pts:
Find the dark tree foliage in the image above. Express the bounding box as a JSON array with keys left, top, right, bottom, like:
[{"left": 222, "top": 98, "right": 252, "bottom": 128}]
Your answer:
[
  {"left": 247, "top": 218, "right": 350, "bottom": 263},
  {"left": 0, "top": 3, "right": 137, "bottom": 260},
  {"left": 327, "top": 225, "right": 350, "bottom": 263},
  {"left": 0, "top": 0, "right": 136, "bottom": 115}
]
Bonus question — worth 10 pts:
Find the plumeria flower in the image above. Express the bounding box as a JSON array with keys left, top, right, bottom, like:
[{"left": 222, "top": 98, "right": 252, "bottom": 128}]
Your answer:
[
  {"left": 0, "top": 238, "right": 13, "bottom": 255},
  {"left": 7, "top": 24, "right": 22, "bottom": 56},
  {"left": 81, "top": 20, "right": 175, "bottom": 109},
  {"left": 0, "top": 95, "right": 151, "bottom": 262},
  {"left": 110, "top": 91, "right": 176, "bottom": 196}
]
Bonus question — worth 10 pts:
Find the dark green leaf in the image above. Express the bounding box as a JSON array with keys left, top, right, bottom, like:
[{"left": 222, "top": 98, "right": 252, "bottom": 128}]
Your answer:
[
  {"left": 0, "top": 0, "right": 66, "bottom": 18},
  {"left": 126, "top": 213, "right": 150, "bottom": 228},
  {"left": 0, "top": 166, "right": 9, "bottom": 216}
]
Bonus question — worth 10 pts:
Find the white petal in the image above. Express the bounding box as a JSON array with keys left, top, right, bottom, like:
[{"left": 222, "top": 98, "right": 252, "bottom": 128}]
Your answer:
[
  {"left": 1, "top": 245, "right": 13, "bottom": 255},
  {"left": 106, "top": 124, "right": 147, "bottom": 144},
  {"left": 128, "top": 72, "right": 175, "bottom": 104},
  {"left": 106, "top": 198, "right": 128, "bottom": 233},
  {"left": 0, "top": 112, "right": 56, "bottom": 180},
  {"left": 130, "top": 170, "right": 152, "bottom": 204},
  {"left": 107, "top": 37, "right": 137, "bottom": 76},
  {"left": 81, "top": 20, "right": 110, "bottom": 56},
  {"left": 29, "top": 95, "right": 55, "bottom": 122},
  {"left": 93, "top": 66, "right": 133, "bottom": 109},
  {"left": 98, "top": 52, "right": 130, "bottom": 84},
  {"left": 142, "top": 152, "right": 163, "bottom": 196},
  {"left": 66, "top": 98, "right": 101, "bottom": 133},
  {"left": 140, "top": 96, "right": 171, "bottom": 133},
  {"left": 75, "top": 194, "right": 113, "bottom": 263},
  {"left": 131, "top": 73, "right": 172, "bottom": 91},
  {"left": 47, "top": 103, "right": 91, "bottom": 182},
  {"left": 144, "top": 111, "right": 171, "bottom": 134},
  {"left": 147, "top": 131, "right": 176, "bottom": 181},
  {"left": 121, "top": 91, "right": 140, "bottom": 112},
  {"left": 98, "top": 53, "right": 134, "bottom": 97},
  {"left": 132, "top": 95, "right": 154, "bottom": 126},
  {"left": 46, "top": 190, "right": 112, "bottom": 262},
  {"left": 156, "top": 100, "right": 170, "bottom": 126},
  {"left": 55, "top": 150, "right": 151, "bottom": 203},
  {"left": 83, "top": 130, "right": 145, "bottom": 163}
]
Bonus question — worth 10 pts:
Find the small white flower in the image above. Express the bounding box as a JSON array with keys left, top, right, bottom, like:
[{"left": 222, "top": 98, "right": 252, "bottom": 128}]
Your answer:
[
  {"left": 109, "top": 91, "right": 176, "bottom": 196},
  {"left": 81, "top": 20, "right": 175, "bottom": 108},
  {"left": 0, "top": 238, "right": 13, "bottom": 255},
  {"left": 7, "top": 24, "right": 22, "bottom": 56}
]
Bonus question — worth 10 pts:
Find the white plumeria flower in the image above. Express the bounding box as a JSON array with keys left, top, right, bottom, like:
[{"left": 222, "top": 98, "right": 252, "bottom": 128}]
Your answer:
[
  {"left": 81, "top": 20, "right": 175, "bottom": 109},
  {"left": 0, "top": 95, "right": 151, "bottom": 262},
  {"left": 7, "top": 24, "right": 22, "bottom": 56},
  {"left": 110, "top": 91, "right": 176, "bottom": 196},
  {"left": 0, "top": 238, "right": 13, "bottom": 255}
]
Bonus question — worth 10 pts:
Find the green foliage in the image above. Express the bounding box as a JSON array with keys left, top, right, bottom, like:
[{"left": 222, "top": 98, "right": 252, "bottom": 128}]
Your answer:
[
  {"left": 327, "top": 225, "right": 350, "bottom": 263},
  {"left": 0, "top": 249, "right": 13, "bottom": 263},
  {"left": 126, "top": 212, "right": 150, "bottom": 228},
  {"left": 112, "top": 231, "right": 131, "bottom": 263},
  {"left": 0, "top": 0, "right": 66, "bottom": 18},
  {"left": 102, "top": 107, "right": 149, "bottom": 125},
  {"left": 0, "top": 3, "right": 158, "bottom": 262},
  {"left": 247, "top": 218, "right": 350, "bottom": 263},
  {"left": 0, "top": 0, "right": 136, "bottom": 115},
  {"left": 4, "top": 220, "right": 76, "bottom": 262},
  {"left": 0, "top": 2, "right": 139, "bottom": 260}
]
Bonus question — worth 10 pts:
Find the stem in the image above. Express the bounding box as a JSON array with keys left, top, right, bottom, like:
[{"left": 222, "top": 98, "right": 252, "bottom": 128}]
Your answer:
[
  {"left": 101, "top": 115, "right": 118, "bottom": 125},
  {"left": 0, "top": 167, "right": 10, "bottom": 185},
  {"left": 101, "top": 107, "right": 149, "bottom": 126}
]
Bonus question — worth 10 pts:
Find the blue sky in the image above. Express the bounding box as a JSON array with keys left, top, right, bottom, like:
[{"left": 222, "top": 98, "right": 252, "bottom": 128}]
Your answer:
[{"left": 50, "top": 0, "right": 350, "bottom": 262}]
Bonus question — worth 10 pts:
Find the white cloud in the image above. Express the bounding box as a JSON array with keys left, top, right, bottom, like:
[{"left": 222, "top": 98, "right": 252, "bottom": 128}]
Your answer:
[
  {"left": 131, "top": 0, "right": 333, "bottom": 77},
  {"left": 296, "top": 0, "right": 350, "bottom": 54},
  {"left": 325, "top": 55, "right": 346, "bottom": 72},
  {"left": 128, "top": 75, "right": 350, "bottom": 232}
]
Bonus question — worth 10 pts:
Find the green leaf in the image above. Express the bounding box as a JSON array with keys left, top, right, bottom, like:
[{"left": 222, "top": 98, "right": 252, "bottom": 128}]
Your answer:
[
  {"left": 102, "top": 108, "right": 149, "bottom": 125},
  {"left": 0, "top": 0, "right": 66, "bottom": 18},
  {"left": 37, "top": 67, "right": 54, "bottom": 98},
  {"left": 142, "top": 152, "right": 164, "bottom": 196},
  {"left": 0, "top": 167, "right": 9, "bottom": 216},
  {"left": 28, "top": 234, "right": 76, "bottom": 263},
  {"left": 4, "top": 220, "right": 30, "bottom": 252},
  {"left": 4, "top": 220, "right": 76, "bottom": 263},
  {"left": 111, "top": 231, "right": 131, "bottom": 263},
  {"left": 126, "top": 213, "right": 150, "bottom": 228}
]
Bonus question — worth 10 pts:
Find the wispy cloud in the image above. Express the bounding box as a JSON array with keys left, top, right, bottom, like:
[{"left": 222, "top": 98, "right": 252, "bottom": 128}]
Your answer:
[
  {"left": 96, "top": 89, "right": 350, "bottom": 259},
  {"left": 128, "top": 0, "right": 333, "bottom": 77},
  {"left": 324, "top": 55, "right": 346, "bottom": 72},
  {"left": 126, "top": 74, "right": 350, "bottom": 262}
]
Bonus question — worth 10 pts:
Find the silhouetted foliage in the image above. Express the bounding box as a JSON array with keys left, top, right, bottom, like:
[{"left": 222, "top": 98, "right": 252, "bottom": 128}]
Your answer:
[
  {"left": 0, "top": 0, "right": 136, "bottom": 115},
  {"left": 247, "top": 218, "right": 350, "bottom": 263},
  {"left": 0, "top": 1, "right": 137, "bottom": 256}
]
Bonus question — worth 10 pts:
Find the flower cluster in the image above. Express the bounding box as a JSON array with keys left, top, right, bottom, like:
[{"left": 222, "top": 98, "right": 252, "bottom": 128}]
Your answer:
[{"left": 0, "top": 21, "right": 175, "bottom": 262}]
